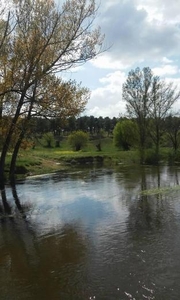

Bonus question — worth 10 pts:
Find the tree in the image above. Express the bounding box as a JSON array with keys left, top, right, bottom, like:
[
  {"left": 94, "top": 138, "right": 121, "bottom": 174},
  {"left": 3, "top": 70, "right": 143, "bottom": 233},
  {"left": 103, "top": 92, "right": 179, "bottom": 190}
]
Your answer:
[
  {"left": 148, "top": 78, "right": 180, "bottom": 159},
  {"left": 76, "top": 116, "right": 89, "bottom": 132},
  {"left": 123, "top": 67, "right": 180, "bottom": 163},
  {"left": 88, "top": 115, "right": 96, "bottom": 134},
  {"left": 123, "top": 67, "right": 153, "bottom": 162},
  {"left": 104, "top": 117, "right": 111, "bottom": 135},
  {"left": 0, "top": 0, "right": 103, "bottom": 187},
  {"left": 68, "top": 130, "right": 88, "bottom": 151},
  {"left": 9, "top": 76, "right": 90, "bottom": 181},
  {"left": 42, "top": 132, "right": 55, "bottom": 148},
  {"left": 67, "top": 116, "right": 77, "bottom": 132},
  {"left": 165, "top": 115, "right": 180, "bottom": 153},
  {"left": 113, "top": 119, "right": 138, "bottom": 150},
  {"left": 0, "top": 3, "right": 15, "bottom": 137}
]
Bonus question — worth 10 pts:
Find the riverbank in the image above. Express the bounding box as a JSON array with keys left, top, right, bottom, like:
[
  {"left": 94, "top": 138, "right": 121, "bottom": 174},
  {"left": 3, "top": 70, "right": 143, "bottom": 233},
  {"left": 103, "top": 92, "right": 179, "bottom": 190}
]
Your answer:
[
  {"left": 4, "top": 140, "right": 176, "bottom": 180},
  {"left": 4, "top": 146, "right": 140, "bottom": 179}
]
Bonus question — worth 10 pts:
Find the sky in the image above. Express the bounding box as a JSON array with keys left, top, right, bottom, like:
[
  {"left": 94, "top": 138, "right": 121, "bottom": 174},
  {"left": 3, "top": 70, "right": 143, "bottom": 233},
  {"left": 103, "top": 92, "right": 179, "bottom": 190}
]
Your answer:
[{"left": 64, "top": 0, "right": 180, "bottom": 118}]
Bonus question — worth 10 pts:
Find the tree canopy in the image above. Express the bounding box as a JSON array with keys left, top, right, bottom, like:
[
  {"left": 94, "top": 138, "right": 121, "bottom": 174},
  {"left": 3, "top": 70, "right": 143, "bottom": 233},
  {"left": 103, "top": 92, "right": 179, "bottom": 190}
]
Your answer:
[
  {"left": 123, "top": 67, "right": 180, "bottom": 163},
  {"left": 0, "top": 0, "right": 104, "bottom": 187},
  {"left": 113, "top": 119, "right": 138, "bottom": 151}
]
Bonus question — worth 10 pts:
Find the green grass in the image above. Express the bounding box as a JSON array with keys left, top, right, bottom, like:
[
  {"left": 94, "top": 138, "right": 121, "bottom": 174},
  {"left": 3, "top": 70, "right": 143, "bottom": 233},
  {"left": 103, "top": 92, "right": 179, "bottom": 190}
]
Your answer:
[
  {"left": 27, "top": 137, "right": 138, "bottom": 163},
  {"left": 4, "top": 137, "right": 174, "bottom": 178},
  {"left": 5, "top": 137, "right": 139, "bottom": 176},
  {"left": 140, "top": 185, "right": 180, "bottom": 196}
]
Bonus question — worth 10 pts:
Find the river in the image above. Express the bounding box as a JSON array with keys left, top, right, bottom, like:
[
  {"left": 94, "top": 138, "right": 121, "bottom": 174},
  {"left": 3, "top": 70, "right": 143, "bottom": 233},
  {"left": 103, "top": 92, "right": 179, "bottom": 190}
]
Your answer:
[{"left": 0, "top": 165, "right": 180, "bottom": 299}]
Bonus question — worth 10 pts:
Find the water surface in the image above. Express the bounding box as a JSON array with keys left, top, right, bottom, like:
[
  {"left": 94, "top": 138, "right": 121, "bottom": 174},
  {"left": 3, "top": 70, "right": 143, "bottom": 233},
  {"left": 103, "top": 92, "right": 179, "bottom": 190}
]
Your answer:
[{"left": 0, "top": 165, "right": 180, "bottom": 299}]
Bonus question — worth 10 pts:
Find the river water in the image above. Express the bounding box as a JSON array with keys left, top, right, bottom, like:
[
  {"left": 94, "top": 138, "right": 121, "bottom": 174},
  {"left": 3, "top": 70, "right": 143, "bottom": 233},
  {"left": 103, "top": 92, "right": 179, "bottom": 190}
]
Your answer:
[{"left": 0, "top": 165, "right": 180, "bottom": 299}]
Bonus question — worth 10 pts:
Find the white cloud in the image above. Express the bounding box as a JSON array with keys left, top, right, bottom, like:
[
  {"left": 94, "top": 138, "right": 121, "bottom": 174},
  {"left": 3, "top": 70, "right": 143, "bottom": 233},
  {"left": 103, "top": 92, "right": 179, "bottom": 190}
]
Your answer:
[
  {"left": 91, "top": 54, "right": 131, "bottom": 70},
  {"left": 87, "top": 102, "right": 126, "bottom": 118},
  {"left": 98, "top": 0, "right": 180, "bottom": 68},
  {"left": 136, "top": 0, "right": 180, "bottom": 24},
  {"left": 152, "top": 65, "right": 180, "bottom": 76},
  {"left": 161, "top": 57, "right": 173, "bottom": 64},
  {"left": 86, "top": 71, "right": 127, "bottom": 117},
  {"left": 70, "top": 0, "right": 180, "bottom": 117}
]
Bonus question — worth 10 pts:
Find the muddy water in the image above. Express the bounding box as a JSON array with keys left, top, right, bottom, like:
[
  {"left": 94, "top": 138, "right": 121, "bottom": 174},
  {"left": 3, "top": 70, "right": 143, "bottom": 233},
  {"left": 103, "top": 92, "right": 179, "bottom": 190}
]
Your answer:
[{"left": 0, "top": 165, "right": 180, "bottom": 299}]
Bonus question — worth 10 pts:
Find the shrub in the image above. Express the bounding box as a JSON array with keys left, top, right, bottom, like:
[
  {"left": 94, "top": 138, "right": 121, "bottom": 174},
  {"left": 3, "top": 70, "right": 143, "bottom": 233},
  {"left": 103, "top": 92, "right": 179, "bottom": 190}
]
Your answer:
[
  {"left": 113, "top": 119, "right": 138, "bottom": 150},
  {"left": 42, "top": 132, "right": 55, "bottom": 148},
  {"left": 68, "top": 130, "right": 88, "bottom": 151},
  {"left": 168, "top": 149, "right": 180, "bottom": 165},
  {"left": 144, "top": 149, "right": 159, "bottom": 165}
]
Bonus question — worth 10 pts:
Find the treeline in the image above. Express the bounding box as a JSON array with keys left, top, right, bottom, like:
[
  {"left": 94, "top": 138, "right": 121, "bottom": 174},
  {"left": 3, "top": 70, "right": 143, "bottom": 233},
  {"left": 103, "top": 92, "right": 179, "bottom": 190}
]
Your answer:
[
  {"left": 113, "top": 116, "right": 180, "bottom": 159},
  {"left": 31, "top": 115, "right": 118, "bottom": 136},
  {"left": 30, "top": 113, "right": 180, "bottom": 159}
]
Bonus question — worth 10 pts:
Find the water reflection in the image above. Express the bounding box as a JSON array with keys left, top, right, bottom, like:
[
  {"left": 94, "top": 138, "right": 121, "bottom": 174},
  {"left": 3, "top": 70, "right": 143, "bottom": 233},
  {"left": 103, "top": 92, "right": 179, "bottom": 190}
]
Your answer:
[
  {"left": 0, "top": 221, "right": 89, "bottom": 299},
  {"left": 11, "top": 183, "right": 26, "bottom": 217},
  {"left": 1, "top": 188, "right": 12, "bottom": 215},
  {"left": 0, "top": 166, "right": 180, "bottom": 299},
  {"left": 127, "top": 167, "right": 163, "bottom": 231}
]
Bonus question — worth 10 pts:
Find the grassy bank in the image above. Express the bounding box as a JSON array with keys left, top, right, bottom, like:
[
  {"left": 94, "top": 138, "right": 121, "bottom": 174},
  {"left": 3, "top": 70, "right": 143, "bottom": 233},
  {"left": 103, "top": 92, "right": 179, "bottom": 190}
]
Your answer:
[
  {"left": 4, "top": 136, "right": 176, "bottom": 179},
  {"left": 4, "top": 137, "right": 139, "bottom": 178}
]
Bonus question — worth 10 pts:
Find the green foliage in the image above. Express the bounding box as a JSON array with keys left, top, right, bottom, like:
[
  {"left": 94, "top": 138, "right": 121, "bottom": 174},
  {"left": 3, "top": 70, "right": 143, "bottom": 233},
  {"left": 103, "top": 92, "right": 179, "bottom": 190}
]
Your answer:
[
  {"left": 168, "top": 149, "right": 180, "bottom": 165},
  {"left": 113, "top": 119, "right": 138, "bottom": 150},
  {"left": 165, "top": 116, "right": 180, "bottom": 151},
  {"left": 144, "top": 149, "right": 160, "bottom": 165},
  {"left": 0, "top": 0, "right": 104, "bottom": 185},
  {"left": 123, "top": 66, "right": 180, "bottom": 164},
  {"left": 68, "top": 130, "right": 89, "bottom": 151},
  {"left": 42, "top": 132, "right": 55, "bottom": 148},
  {"left": 140, "top": 185, "right": 180, "bottom": 196}
]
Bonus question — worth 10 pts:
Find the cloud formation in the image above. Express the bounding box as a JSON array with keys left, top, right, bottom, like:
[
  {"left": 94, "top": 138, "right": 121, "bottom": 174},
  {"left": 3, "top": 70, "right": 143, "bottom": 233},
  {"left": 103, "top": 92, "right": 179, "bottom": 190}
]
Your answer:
[
  {"left": 76, "top": 0, "right": 180, "bottom": 117},
  {"left": 86, "top": 71, "right": 126, "bottom": 117},
  {"left": 97, "top": 0, "right": 180, "bottom": 67}
]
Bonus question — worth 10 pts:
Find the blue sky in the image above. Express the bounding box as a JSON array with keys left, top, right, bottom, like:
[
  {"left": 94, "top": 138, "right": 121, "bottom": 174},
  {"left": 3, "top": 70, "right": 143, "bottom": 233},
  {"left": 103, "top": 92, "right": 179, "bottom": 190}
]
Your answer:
[{"left": 64, "top": 0, "right": 180, "bottom": 118}]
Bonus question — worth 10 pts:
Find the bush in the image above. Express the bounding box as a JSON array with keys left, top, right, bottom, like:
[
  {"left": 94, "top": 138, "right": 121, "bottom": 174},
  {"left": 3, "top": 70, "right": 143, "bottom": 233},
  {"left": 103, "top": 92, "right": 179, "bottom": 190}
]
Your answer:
[
  {"left": 113, "top": 119, "right": 138, "bottom": 150},
  {"left": 168, "top": 149, "right": 180, "bottom": 165},
  {"left": 68, "top": 130, "right": 88, "bottom": 151},
  {"left": 42, "top": 132, "right": 55, "bottom": 148},
  {"left": 144, "top": 149, "right": 159, "bottom": 165}
]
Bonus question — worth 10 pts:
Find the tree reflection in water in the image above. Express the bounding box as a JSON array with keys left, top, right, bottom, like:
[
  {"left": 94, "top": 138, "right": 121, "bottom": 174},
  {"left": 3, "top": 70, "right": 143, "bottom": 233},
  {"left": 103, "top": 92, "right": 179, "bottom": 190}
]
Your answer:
[
  {"left": 127, "top": 167, "right": 177, "bottom": 232},
  {"left": 0, "top": 167, "right": 180, "bottom": 300},
  {"left": 0, "top": 188, "right": 12, "bottom": 216},
  {"left": 0, "top": 184, "right": 89, "bottom": 300}
]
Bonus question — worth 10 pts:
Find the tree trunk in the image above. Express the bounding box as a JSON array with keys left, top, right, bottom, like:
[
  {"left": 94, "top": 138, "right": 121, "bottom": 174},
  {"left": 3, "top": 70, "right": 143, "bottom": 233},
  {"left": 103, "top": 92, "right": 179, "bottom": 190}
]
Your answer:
[
  {"left": 0, "top": 139, "right": 11, "bottom": 189},
  {"left": 155, "top": 126, "right": 160, "bottom": 164},
  {"left": 11, "top": 182, "right": 25, "bottom": 217},
  {"left": 1, "top": 188, "right": 12, "bottom": 215},
  {"left": 0, "top": 161, "right": 5, "bottom": 190},
  {"left": 139, "top": 134, "right": 146, "bottom": 164},
  {"left": 0, "top": 92, "right": 26, "bottom": 188},
  {"left": 9, "top": 125, "right": 27, "bottom": 183},
  {"left": 155, "top": 142, "right": 160, "bottom": 164},
  {"left": 9, "top": 138, "right": 21, "bottom": 184},
  {"left": 0, "top": 123, "right": 19, "bottom": 188},
  {"left": 9, "top": 83, "right": 36, "bottom": 183},
  {"left": 139, "top": 146, "right": 145, "bottom": 164}
]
